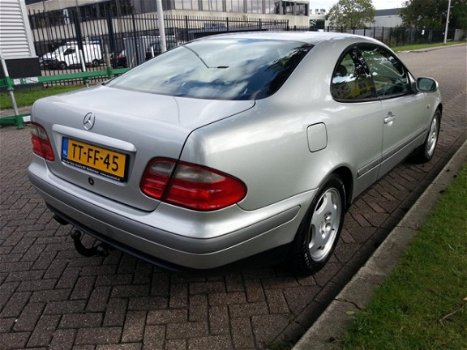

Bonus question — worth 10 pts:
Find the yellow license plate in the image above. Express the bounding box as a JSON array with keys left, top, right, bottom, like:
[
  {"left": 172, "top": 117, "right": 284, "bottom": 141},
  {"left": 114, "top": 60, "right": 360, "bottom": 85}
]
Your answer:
[{"left": 61, "top": 137, "right": 127, "bottom": 181}]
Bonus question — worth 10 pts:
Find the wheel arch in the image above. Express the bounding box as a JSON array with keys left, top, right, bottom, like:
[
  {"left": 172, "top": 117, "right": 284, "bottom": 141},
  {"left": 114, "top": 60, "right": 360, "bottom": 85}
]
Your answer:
[
  {"left": 331, "top": 166, "right": 353, "bottom": 209},
  {"left": 436, "top": 103, "right": 443, "bottom": 117}
]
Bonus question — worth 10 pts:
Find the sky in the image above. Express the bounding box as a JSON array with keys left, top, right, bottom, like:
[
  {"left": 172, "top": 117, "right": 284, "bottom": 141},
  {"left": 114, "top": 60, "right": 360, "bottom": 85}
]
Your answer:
[{"left": 310, "top": 0, "right": 406, "bottom": 11}]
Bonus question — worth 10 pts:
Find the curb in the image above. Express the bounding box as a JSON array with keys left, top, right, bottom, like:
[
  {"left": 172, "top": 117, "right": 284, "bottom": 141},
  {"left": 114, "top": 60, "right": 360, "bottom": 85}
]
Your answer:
[
  {"left": 293, "top": 139, "right": 467, "bottom": 350},
  {"left": 397, "top": 43, "right": 466, "bottom": 53}
]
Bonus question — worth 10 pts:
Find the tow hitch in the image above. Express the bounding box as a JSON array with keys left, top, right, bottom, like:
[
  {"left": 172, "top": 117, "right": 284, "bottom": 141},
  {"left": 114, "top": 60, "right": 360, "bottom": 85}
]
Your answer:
[{"left": 70, "top": 228, "right": 112, "bottom": 257}]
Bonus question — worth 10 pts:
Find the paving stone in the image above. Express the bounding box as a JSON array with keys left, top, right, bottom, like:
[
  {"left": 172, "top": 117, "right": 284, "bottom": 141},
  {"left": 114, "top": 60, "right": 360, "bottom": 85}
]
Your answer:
[
  {"left": 229, "top": 302, "right": 269, "bottom": 318},
  {"left": 169, "top": 283, "right": 188, "bottom": 308},
  {"left": 71, "top": 276, "right": 96, "bottom": 300},
  {"left": 165, "top": 339, "right": 187, "bottom": 350},
  {"left": 97, "top": 344, "right": 142, "bottom": 350},
  {"left": 187, "top": 335, "right": 233, "bottom": 350},
  {"left": 86, "top": 287, "right": 111, "bottom": 312},
  {"left": 208, "top": 306, "right": 229, "bottom": 335},
  {"left": 150, "top": 272, "right": 170, "bottom": 296},
  {"left": 251, "top": 314, "right": 290, "bottom": 348},
  {"left": 189, "top": 281, "right": 225, "bottom": 295},
  {"left": 111, "top": 285, "right": 149, "bottom": 298},
  {"left": 103, "top": 298, "right": 127, "bottom": 327},
  {"left": 18, "top": 279, "right": 57, "bottom": 292},
  {"left": 265, "top": 289, "right": 290, "bottom": 314},
  {"left": 0, "top": 332, "right": 30, "bottom": 349},
  {"left": 56, "top": 268, "right": 81, "bottom": 289},
  {"left": 0, "top": 291, "right": 31, "bottom": 318},
  {"left": 147, "top": 309, "right": 187, "bottom": 325},
  {"left": 231, "top": 317, "right": 255, "bottom": 348},
  {"left": 30, "top": 289, "right": 71, "bottom": 303},
  {"left": 283, "top": 286, "right": 321, "bottom": 315},
  {"left": 188, "top": 295, "right": 207, "bottom": 322},
  {"left": 244, "top": 279, "right": 265, "bottom": 302},
  {"left": 95, "top": 274, "right": 133, "bottom": 287},
  {"left": 49, "top": 329, "right": 76, "bottom": 350},
  {"left": 75, "top": 327, "right": 122, "bottom": 345},
  {"left": 121, "top": 311, "right": 146, "bottom": 343},
  {"left": 166, "top": 321, "right": 209, "bottom": 340},
  {"left": 27, "top": 314, "right": 60, "bottom": 347},
  {"left": 127, "top": 296, "right": 167, "bottom": 311},
  {"left": 224, "top": 273, "right": 244, "bottom": 292},
  {"left": 44, "top": 300, "right": 87, "bottom": 315},
  {"left": 143, "top": 325, "right": 165, "bottom": 350},
  {"left": 208, "top": 292, "right": 246, "bottom": 306},
  {"left": 14, "top": 302, "right": 45, "bottom": 331},
  {"left": 59, "top": 313, "right": 103, "bottom": 328},
  {"left": 0, "top": 317, "right": 15, "bottom": 332},
  {"left": 43, "top": 259, "right": 69, "bottom": 279}
]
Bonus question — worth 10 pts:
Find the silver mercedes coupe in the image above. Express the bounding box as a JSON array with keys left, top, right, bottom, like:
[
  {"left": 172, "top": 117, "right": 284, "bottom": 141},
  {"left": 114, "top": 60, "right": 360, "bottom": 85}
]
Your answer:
[{"left": 28, "top": 32, "right": 441, "bottom": 274}]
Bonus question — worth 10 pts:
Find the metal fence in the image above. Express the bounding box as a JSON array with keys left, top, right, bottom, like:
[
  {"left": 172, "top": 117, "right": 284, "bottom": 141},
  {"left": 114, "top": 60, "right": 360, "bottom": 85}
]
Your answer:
[
  {"left": 325, "top": 26, "right": 456, "bottom": 47},
  {"left": 28, "top": 8, "right": 289, "bottom": 83},
  {"left": 27, "top": 7, "right": 457, "bottom": 85}
]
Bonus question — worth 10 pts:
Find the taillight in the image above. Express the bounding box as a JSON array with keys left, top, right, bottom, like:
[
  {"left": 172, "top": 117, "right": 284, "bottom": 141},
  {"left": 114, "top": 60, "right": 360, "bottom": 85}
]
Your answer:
[
  {"left": 140, "top": 158, "right": 247, "bottom": 211},
  {"left": 30, "top": 123, "right": 55, "bottom": 161},
  {"left": 140, "top": 158, "right": 176, "bottom": 200}
]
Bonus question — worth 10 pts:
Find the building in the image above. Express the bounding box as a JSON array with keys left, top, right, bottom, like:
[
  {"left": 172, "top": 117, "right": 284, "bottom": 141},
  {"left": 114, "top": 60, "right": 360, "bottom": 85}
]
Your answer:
[
  {"left": 373, "top": 8, "right": 403, "bottom": 27},
  {"left": 0, "top": 0, "right": 40, "bottom": 80},
  {"left": 26, "top": 0, "right": 310, "bottom": 26}
]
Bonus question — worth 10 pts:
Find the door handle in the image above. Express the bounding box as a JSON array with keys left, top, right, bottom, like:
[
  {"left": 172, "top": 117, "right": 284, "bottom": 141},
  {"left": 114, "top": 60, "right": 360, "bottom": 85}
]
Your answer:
[{"left": 384, "top": 112, "right": 395, "bottom": 125}]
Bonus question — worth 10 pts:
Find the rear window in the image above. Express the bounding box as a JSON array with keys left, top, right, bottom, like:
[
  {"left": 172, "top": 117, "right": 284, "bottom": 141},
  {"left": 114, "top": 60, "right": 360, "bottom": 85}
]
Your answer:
[{"left": 108, "top": 38, "right": 312, "bottom": 100}]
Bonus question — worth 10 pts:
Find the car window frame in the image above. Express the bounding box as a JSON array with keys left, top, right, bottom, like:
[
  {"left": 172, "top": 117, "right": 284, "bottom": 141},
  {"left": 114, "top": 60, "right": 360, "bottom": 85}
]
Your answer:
[
  {"left": 358, "top": 44, "right": 415, "bottom": 100},
  {"left": 331, "top": 43, "right": 418, "bottom": 104}
]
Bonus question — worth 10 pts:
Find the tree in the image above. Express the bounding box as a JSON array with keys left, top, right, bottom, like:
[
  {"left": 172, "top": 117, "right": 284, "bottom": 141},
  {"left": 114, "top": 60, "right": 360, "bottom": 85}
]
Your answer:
[
  {"left": 327, "top": 0, "right": 376, "bottom": 29},
  {"left": 400, "top": 0, "right": 467, "bottom": 30}
]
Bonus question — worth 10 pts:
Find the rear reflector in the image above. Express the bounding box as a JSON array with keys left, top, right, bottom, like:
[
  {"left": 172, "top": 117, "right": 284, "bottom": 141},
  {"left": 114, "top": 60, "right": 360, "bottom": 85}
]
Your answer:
[
  {"left": 30, "top": 122, "right": 55, "bottom": 161},
  {"left": 140, "top": 158, "right": 247, "bottom": 211}
]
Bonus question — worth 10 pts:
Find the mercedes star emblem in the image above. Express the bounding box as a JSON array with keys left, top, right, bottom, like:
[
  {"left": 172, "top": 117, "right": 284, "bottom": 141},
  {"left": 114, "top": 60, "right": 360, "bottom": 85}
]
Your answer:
[{"left": 83, "top": 112, "right": 95, "bottom": 130}]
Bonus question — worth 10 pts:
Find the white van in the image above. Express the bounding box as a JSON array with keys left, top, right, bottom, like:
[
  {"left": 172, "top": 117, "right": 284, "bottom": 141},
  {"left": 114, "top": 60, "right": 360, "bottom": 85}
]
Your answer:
[{"left": 41, "top": 42, "right": 102, "bottom": 69}]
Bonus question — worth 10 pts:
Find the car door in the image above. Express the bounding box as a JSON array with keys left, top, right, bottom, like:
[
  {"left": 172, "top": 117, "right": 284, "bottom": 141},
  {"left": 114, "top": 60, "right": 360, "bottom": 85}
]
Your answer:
[
  {"left": 361, "top": 45, "right": 427, "bottom": 176},
  {"left": 330, "top": 47, "right": 383, "bottom": 197},
  {"left": 63, "top": 47, "right": 78, "bottom": 66}
]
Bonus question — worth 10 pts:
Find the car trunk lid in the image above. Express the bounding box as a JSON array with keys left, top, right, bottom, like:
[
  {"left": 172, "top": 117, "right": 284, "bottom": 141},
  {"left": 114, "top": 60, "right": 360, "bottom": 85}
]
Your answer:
[{"left": 31, "top": 85, "right": 254, "bottom": 211}]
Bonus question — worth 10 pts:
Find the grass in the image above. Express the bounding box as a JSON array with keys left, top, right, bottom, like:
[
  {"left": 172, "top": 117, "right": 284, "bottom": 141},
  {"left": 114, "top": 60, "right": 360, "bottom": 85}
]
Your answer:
[
  {"left": 0, "top": 85, "right": 83, "bottom": 110},
  {"left": 392, "top": 40, "right": 465, "bottom": 52},
  {"left": 342, "top": 165, "right": 467, "bottom": 350}
]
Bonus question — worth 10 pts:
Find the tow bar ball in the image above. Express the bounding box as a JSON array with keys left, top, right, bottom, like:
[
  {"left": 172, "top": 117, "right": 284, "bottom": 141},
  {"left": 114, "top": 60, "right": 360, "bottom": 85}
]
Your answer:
[{"left": 70, "top": 228, "right": 112, "bottom": 257}]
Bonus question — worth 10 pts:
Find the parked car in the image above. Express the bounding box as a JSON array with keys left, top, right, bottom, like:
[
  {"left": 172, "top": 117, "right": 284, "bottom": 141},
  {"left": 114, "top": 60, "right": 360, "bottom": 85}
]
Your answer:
[
  {"left": 145, "top": 36, "right": 178, "bottom": 60},
  {"left": 111, "top": 50, "right": 127, "bottom": 68},
  {"left": 28, "top": 32, "right": 441, "bottom": 274},
  {"left": 40, "top": 42, "right": 102, "bottom": 69}
]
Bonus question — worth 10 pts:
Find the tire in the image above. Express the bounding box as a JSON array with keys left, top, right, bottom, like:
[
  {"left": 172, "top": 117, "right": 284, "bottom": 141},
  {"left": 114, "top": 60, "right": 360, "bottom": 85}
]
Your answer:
[
  {"left": 291, "top": 175, "right": 346, "bottom": 275},
  {"left": 413, "top": 109, "right": 441, "bottom": 163},
  {"left": 92, "top": 59, "right": 100, "bottom": 67},
  {"left": 58, "top": 61, "right": 67, "bottom": 70}
]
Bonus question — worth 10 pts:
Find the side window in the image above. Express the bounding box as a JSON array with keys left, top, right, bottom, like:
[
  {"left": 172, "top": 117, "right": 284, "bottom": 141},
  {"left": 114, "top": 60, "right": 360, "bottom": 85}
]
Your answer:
[
  {"left": 361, "top": 46, "right": 410, "bottom": 98},
  {"left": 64, "top": 48, "right": 75, "bottom": 55},
  {"left": 331, "top": 48, "right": 376, "bottom": 101}
]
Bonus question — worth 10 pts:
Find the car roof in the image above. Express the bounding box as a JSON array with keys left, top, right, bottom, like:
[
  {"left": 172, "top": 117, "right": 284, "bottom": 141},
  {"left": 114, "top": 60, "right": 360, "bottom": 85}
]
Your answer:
[{"left": 197, "top": 31, "right": 378, "bottom": 46}]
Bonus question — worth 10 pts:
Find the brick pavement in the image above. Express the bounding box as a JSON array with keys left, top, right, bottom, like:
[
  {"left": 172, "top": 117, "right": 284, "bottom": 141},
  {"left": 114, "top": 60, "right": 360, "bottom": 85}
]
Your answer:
[{"left": 0, "top": 46, "right": 466, "bottom": 349}]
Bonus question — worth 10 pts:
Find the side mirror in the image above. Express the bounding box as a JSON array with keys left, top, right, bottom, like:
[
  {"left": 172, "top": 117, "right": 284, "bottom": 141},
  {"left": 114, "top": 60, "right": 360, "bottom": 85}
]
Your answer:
[{"left": 417, "top": 77, "right": 439, "bottom": 92}]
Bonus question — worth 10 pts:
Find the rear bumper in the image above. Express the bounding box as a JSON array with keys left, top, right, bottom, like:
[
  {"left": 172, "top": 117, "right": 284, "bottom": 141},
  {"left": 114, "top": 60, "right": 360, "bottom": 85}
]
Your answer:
[{"left": 28, "top": 158, "right": 314, "bottom": 269}]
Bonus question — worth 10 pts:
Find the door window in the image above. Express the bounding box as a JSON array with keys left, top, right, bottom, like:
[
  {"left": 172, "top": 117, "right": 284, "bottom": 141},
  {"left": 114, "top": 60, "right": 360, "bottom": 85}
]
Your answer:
[
  {"left": 64, "top": 48, "right": 76, "bottom": 55},
  {"left": 361, "top": 46, "right": 410, "bottom": 98}
]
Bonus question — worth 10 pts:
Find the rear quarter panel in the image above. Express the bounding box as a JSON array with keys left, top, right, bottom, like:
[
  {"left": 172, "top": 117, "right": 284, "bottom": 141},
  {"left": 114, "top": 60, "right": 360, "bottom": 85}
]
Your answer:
[{"left": 181, "top": 37, "right": 383, "bottom": 211}]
